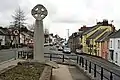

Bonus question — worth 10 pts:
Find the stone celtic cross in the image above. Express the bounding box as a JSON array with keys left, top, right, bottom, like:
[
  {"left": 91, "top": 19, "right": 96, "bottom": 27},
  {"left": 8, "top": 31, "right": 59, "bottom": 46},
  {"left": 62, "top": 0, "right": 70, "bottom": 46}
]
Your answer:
[
  {"left": 31, "top": 4, "right": 48, "bottom": 21},
  {"left": 31, "top": 4, "right": 48, "bottom": 62}
]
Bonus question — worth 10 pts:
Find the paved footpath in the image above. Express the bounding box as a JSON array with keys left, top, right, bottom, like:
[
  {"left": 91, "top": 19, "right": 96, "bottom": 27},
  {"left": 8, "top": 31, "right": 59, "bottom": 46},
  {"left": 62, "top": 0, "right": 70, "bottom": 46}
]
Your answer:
[
  {"left": 52, "top": 64, "right": 91, "bottom": 80},
  {"left": 0, "top": 59, "right": 90, "bottom": 80},
  {"left": 52, "top": 64, "right": 73, "bottom": 80}
]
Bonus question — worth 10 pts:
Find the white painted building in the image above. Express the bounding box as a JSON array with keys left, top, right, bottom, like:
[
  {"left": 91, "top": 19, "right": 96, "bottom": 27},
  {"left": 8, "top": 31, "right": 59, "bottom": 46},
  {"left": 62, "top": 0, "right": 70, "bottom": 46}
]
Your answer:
[
  {"left": 20, "top": 31, "right": 34, "bottom": 45},
  {"left": 0, "top": 27, "right": 11, "bottom": 46},
  {"left": 0, "top": 36, "right": 5, "bottom": 45},
  {"left": 108, "top": 29, "right": 120, "bottom": 66}
]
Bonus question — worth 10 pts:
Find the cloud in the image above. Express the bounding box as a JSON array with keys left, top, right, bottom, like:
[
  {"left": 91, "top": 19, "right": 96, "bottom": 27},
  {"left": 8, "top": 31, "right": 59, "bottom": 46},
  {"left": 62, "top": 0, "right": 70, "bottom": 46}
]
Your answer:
[
  {"left": 0, "top": 0, "right": 20, "bottom": 12},
  {"left": 0, "top": 0, "right": 120, "bottom": 38}
]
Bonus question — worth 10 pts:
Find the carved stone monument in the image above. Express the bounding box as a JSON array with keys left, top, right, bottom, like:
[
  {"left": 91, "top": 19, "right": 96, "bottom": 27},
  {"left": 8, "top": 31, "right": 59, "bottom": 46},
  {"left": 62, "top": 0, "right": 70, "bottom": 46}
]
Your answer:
[{"left": 31, "top": 4, "right": 48, "bottom": 62}]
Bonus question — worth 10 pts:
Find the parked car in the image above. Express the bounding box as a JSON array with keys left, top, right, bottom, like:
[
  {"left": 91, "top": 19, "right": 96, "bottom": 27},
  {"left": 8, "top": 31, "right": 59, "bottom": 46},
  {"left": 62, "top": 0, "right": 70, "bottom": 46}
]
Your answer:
[
  {"left": 75, "top": 49, "right": 83, "bottom": 54},
  {"left": 63, "top": 47, "right": 71, "bottom": 54},
  {"left": 58, "top": 46, "right": 63, "bottom": 51},
  {"left": 27, "top": 43, "right": 33, "bottom": 48},
  {"left": 49, "top": 43, "right": 53, "bottom": 46},
  {"left": 44, "top": 43, "right": 49, "bottom": 47},
  {"left": 49, "top": 46, "right": 57, "bottom": 50},
  {"left": 56, "top": 44, "right": 59, "bottom": 48}
]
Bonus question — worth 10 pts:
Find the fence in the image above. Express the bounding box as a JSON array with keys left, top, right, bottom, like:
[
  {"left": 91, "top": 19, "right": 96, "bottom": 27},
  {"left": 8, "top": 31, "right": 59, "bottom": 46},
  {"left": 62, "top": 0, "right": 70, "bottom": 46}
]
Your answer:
[{"left": 17, "top": 51, "right": 120, "bottom": 80}]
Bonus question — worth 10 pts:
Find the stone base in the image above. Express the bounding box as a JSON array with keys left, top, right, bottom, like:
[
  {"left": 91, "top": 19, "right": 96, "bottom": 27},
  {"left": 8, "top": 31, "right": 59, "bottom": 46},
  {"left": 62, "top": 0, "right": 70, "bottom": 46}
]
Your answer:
[{"left": 0, "top": 60, "right": 52, "bottom": 80}]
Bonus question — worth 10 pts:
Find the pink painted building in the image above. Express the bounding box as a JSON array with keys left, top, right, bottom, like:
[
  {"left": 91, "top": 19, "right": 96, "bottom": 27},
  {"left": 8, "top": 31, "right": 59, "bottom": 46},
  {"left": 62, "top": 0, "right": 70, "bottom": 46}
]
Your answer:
[{"left": 95, "top": 32, "right": 113, "bottom": 59}]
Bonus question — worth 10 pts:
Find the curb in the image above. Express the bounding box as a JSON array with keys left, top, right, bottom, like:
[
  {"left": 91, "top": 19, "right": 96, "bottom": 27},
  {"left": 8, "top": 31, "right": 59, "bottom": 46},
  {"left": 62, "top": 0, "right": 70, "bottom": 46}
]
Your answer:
[
  {"left": 75, "top": 64, "right": 95, "bottom": 80},
  {"left": 55, "top": 61, "right": 94, "bottom": 80},
  {"left": 0, "top": 58, "right": 15, "bottom": 65}
]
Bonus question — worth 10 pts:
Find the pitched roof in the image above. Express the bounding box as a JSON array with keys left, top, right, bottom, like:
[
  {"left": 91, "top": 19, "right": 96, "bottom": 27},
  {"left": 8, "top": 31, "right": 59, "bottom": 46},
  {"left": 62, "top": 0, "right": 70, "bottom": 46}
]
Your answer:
[
  {"left": 87, "top": 29, "right": 107, "bottom": 39},
  {"left": 0, "top": 27, "right": 11, "bottom": 35},
  {"left": 110, "top": 29, "right": 120, "bottom": 38},
  {"left": 27, "top": 30, "right": 34, "bottom": 37},
  {"left": 95, "top": 31, "right": 112, "bottom": 42},
  {"left": 21, "top": 30, "right": 34, "bottom": 37},
  {"left": 79, "top": 26, "right": 93, "bottom": 32},
  {"left": 83, "top": 25, "right": 99, "bottom": 35}
]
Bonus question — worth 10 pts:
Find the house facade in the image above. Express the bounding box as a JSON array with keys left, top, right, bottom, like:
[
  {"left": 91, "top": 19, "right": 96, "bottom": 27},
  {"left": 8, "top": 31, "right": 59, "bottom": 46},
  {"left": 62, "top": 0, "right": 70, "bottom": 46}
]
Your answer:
[
  {"left": 0, "top": 27, "right": 11, "bottom": 47},
  {"left": 95, "top": 32, "right": 113, "bottom": 59},
  {"left": 108, "top": 29, "right": 120, "bottom": 66},
  {"left": 68, "top": 32, "right": 81, "bottom": 52},
  {"left": 81, "top": 20, "right": 115, "bottom": 57},
  {"left": 68, "top": 26, "right": 92, "bottom": 52},
  {"left": 11, "top": 29, "right": 34, "bottom": 47}
]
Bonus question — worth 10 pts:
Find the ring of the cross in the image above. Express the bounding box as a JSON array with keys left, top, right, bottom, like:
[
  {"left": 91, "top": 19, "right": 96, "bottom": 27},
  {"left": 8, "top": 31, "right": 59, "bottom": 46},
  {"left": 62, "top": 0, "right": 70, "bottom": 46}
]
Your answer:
[{"left": 31, "top": 4, "right": 48, "bottom": 20}]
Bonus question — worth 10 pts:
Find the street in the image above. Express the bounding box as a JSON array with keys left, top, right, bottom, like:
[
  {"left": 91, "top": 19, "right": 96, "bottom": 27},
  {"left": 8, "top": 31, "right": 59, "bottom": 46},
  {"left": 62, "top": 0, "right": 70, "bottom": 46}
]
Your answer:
[
  {"left": 0, "top": 48, "right": 17, "bottom": 63},
  {"left": 0, "top": 46, "right": 61, "bottom": 63},
  {"left": 0, "top": 47, "right": 31, "bottom": 63},
  {"left": 44, "top": 46, "right": 120, "bottom": 80},
  {"left": 1, "top": 46, "right": 120, "bottom": 80}
]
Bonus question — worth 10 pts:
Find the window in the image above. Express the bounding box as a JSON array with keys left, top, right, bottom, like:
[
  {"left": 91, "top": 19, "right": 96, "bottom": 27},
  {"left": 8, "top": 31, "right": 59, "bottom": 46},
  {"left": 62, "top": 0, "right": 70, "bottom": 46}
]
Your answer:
[
  {"left": 116, "top": 53, "right": 118, "bottom": 63},
  {"left": 110, "top": 40, "right": 112, "bottom": 48},
  {"left": 110, "top": 50, "right": 114, "bottom": 60},
  {"left": 118, "top": 40, "right": 120, "bottom": 49}
]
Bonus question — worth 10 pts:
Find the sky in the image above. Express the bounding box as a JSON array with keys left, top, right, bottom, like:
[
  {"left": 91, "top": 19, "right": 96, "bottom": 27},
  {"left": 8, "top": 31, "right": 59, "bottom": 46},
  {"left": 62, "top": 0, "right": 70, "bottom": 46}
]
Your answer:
[{"left": 0, "top": 0, "right": 120, "bottom": 39}]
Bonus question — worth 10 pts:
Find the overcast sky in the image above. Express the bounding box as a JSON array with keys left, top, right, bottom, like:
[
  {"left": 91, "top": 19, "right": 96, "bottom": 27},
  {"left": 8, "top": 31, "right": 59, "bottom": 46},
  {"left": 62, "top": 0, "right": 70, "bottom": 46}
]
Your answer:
[{"left": 0, "top": 0, "right": 120, "bottom": 38}]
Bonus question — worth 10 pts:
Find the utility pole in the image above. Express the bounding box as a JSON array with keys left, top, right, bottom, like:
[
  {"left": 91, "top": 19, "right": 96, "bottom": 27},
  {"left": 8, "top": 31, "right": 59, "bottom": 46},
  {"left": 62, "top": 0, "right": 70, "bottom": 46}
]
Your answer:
[{"left": 66, "top": 29, "right": 69, "bottom": 39}]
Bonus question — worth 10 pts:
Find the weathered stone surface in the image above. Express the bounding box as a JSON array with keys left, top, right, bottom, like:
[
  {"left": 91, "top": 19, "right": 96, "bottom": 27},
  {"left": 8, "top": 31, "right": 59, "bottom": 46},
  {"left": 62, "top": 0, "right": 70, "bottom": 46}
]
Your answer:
[
  {"left": 31, "top": 4, "right": 48, "bottom": 62},
  {"left": 39, "top": 66, "right": 52, "bottom": 80},
  {"left": 31, "top": 4, "right": 48, "bottom": 20},
  {"left": 45, "top": 61, "right": 59, "bottom": 69}
]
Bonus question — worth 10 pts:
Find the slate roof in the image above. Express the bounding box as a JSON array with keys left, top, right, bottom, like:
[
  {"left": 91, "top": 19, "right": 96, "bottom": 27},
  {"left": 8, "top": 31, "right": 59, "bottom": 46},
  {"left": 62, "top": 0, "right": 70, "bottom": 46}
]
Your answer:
[
  {"left": 27, "top": 30, "right": 34, "bottom": 37},
  {"left": 87, "top": 29, "right": 107, "bottom": 39},
  {"left": 83, "top": 25, "right": 99, "bottom": 35},
  {"left": 79, "top": 26, "right": 93, "bottom": 32},
  {"left": 110, "top": 29, "right": 120, "bottom": 38},
  {"left": 95, "top": 31, "right": 112, "bottom": 42},
  {"left": 0, "top": 27, "right": 11, "bottom": 35},
  {"left": 21, "top": 30, "right": 34, "bottom": 38}
]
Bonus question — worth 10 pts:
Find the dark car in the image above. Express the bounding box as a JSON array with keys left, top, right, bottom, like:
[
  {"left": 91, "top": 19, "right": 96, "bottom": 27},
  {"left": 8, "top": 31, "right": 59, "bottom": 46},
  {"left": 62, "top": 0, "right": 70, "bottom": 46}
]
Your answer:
[{"left": 58, "top": 46, "right": 63, "bottom": 51}]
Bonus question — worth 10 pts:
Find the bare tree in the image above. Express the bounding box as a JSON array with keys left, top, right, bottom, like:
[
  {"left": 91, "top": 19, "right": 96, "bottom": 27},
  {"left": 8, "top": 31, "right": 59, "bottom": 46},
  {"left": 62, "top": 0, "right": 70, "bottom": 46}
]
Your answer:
[{"left": 12, "top": 7, "right": 26, "bottom": 29}]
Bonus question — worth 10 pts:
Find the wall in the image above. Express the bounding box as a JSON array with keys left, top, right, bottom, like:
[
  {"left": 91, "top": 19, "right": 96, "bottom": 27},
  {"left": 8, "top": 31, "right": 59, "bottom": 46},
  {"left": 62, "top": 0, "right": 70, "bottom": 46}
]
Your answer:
[
  {"left": 109, "top": 38, "right": 120, "bottom": 66},
  {"left": 0, "top": 36, "right": 5, "bottom": 45},
  {"left": 101, "top": 41, "right": 109, "bottom": 59},
  {"left": 82, "top": 25, "right": 112, "bottom": 53}
]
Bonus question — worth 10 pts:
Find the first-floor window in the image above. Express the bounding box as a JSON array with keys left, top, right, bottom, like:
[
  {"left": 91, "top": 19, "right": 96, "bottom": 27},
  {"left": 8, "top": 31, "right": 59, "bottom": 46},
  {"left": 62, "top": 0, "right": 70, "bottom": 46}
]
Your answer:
[
  {"left": 118, "top": 40, "right": 120, "bottom": 49},
  {"left": 116, "top": 53, "right": 118, "bottom": 63},
  {"left": 110, "top": 40, "right": 112, "bottom": 48},
  {"left": 110, "top": 51, "right": 114, "bottom": 60}
]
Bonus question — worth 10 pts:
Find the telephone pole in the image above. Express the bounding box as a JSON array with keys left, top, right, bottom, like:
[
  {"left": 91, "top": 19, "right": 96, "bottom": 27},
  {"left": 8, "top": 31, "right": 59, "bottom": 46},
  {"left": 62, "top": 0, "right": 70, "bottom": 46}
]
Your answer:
[{"left": 66, "top": 29, "right": 69, "bottom": 39}]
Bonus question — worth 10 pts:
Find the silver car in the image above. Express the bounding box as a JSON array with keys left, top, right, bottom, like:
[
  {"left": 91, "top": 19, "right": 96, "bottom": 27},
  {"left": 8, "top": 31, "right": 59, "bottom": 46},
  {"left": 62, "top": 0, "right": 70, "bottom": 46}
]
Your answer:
[{"left": 63, "top": 47, "right": 71, "bottom": 54}]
